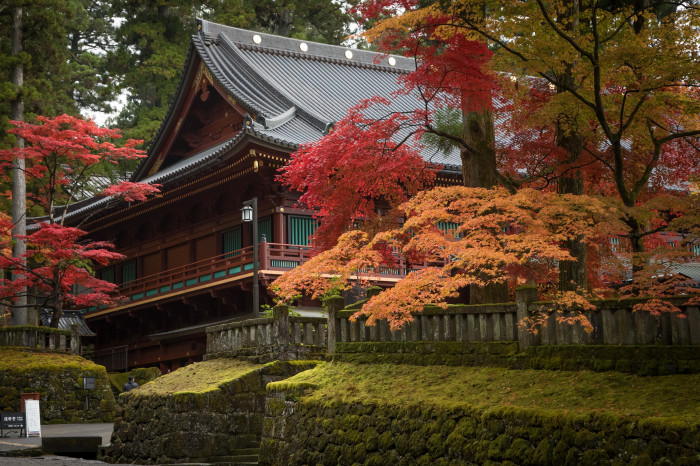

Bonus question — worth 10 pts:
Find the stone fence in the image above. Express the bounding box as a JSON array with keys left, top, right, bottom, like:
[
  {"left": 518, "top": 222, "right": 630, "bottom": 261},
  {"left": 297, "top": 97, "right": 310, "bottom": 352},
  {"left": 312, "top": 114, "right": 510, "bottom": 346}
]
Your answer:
[
  {"left": 204, "top": 292, "right": 699, "bottom": 363},
  {"left": 0, "top": 325, "right": 80, "bottom": 354},
  {"left": 205, "top": 306, "right": 327, "bottom": 361},
  {"left": 325, "top": 289, "right": 700, "bottom": 351}
]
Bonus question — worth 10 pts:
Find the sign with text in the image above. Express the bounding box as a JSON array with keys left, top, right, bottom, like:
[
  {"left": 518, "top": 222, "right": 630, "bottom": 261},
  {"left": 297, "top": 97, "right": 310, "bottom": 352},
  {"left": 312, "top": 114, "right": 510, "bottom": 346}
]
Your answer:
[
  {"left": 25, "top": 400, "right": 41, "bottom": 437},
  {"left": 0, "top": 411, "right": 26, "bottom": 437},
  {"left": 83, "top": 377, "right": 95, "bottom": 390}
]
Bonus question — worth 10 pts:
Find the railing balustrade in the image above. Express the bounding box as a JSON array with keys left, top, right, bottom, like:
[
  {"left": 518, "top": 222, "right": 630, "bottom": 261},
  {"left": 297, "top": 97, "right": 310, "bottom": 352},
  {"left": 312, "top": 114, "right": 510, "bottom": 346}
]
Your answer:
[
  {"left": 325, "top": 291, "right": 700, "bottom": 350},
  {"left": 93, "top": 242, "right": 428, "bottom": 312},
  {"left": 0, "top": 326, "right": 79, "bottom": 354},
  {"left": 205, "top": 305, "right": 327, "bottom": 361}
]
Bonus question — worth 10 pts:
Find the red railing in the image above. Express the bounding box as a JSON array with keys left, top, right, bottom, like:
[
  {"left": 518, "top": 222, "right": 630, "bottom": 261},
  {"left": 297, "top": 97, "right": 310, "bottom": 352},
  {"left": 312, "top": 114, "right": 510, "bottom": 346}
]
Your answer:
[{"left": 90, "top": 242, "right": 429, "bottom": 312}]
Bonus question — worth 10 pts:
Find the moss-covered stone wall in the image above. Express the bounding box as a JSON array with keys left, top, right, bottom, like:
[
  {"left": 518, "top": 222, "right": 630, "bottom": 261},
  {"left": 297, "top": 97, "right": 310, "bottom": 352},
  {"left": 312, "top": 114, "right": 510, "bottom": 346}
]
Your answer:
[
  {"left": 260, "top": 388, "right": 700, "bottom": 466},
  {"left": 0, "top": 348, "right": 115, "bottom": 424},
  {"left": 104, "top": 360, "right": 319, "bottom": 464},
  {"left": 334, "top": 341, "right": 700, "bottom": 375}
]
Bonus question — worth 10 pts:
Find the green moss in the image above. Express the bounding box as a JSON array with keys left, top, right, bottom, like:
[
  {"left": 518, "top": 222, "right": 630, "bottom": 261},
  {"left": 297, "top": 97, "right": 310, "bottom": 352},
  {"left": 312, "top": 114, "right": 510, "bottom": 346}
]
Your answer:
[
  {"left": 0, "top": 347, "right": 101, "bottom": 372},
  {"left": 524, "top": 345, "right": 700, "bottom": 375},
  {"left": 126, "top": 358, "right": 264, "bottom": 396},
  {"left": 273, "top": 362, "right": 700, "bottom": 424}
]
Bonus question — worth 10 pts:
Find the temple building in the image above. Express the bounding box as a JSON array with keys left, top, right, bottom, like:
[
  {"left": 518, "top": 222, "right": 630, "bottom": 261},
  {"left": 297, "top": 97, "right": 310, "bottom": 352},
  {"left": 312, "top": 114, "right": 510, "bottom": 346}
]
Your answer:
[{"left": 66, "top": 19, "right": 463, "bottom": 372}]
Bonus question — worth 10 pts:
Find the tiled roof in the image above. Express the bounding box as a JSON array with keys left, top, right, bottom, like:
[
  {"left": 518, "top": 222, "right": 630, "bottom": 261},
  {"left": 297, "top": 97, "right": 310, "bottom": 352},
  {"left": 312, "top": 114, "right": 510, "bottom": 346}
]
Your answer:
[
  {"left": 136, "top": 19, "right": 466, "bottom": 182},
  {"left": 670, "top": 262, "right": 700, "bottom": 286},
  {"left": 67, "top": 20, "right": 471, "bottom": 221},
  {"left": 195, "top": 20, "right": 464, "bottom": 169},
  {"left": 40, "top": 309, "right": 97, "bottom": 337}
]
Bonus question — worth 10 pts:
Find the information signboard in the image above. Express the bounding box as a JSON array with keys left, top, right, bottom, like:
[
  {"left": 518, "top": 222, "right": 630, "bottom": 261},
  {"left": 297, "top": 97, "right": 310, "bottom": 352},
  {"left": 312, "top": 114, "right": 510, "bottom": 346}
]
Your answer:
[
  {"left": 0, "top": 411, "right": 26, "bottom": 437},
  {"left": 25, "top": 400, "right": 41, "bottom": 437}
]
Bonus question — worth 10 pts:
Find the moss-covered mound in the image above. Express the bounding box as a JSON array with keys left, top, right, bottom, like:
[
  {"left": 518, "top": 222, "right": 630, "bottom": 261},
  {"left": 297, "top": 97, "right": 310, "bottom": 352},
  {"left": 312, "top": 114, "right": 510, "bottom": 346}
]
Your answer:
[
  {"left": 279, "top": 362, "right": 699, "bottom": 422},
  {"left": 0, "top": 347, "right": 115, "bottom": 424},
  {"left": 130, "top": 358, "right": 266, "bottom": 396},
  {"left": 105, "top": 359, "right": 320, "bottom": 464},
  {"left": 260, "top": 363, "right": 700, "bottom": 465}
]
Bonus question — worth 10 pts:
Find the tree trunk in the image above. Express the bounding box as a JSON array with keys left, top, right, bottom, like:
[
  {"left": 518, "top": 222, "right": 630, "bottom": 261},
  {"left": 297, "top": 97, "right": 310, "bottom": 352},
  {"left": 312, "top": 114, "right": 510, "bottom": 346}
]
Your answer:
[
  {"left": 626, "top": 215, "right": 647, "bottom": 274},
  {"left": 556, "top": 0, "right": 587, "bottom": 293},
  {"left": 556, "top": 118, "right": 587, "bottom": 292},
  {"left": 461, "top": 109, "right": 499, "bottom": 189},
  {"left": 10, "top": 6, "right": 28, "bottom": 326},
  {"left": 49, "top": 269, "right": 63, "bottom": 328},
  {"left": 49, "top": 299, "right": 63, "bottom": 329},
  {"left": 461, "top": 107, "right": 509, "bottom": 304}
]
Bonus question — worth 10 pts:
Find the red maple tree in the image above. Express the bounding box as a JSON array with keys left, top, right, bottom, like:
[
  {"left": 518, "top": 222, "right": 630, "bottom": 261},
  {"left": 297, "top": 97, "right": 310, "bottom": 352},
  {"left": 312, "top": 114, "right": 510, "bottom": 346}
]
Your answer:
[
  {"left": 0, "top": 115, "right": 159, "bottom": 327},
  {"left": 275, "top": 1, "right": 700, "bottom": 328}
]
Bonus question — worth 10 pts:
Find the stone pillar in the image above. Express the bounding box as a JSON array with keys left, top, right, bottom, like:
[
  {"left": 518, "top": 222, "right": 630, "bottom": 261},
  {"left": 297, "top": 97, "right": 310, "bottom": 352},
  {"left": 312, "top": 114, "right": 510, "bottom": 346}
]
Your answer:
[
  {"left": 70, "top": 324, "right": 81, "bottom": 355},
  {"left": 516, "top": 286, "right": 539, "bottom": 350},
  {"left": 273, "top": 304, "right": 289, "bottom": 360},
  {"left": 324, "top": 296, "right": 344, "bottom": 354}
]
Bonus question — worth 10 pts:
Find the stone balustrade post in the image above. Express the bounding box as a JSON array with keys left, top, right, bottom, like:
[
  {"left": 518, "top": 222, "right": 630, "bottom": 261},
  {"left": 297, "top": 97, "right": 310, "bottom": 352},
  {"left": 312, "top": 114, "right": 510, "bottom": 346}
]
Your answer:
[
  {"left": 324, "top": 296, "right": 345, "bottom": 354},
  {"left": 70, "top": 323, "right": 81, "bottom": 355},
  {"left": 273, "top": 304, "right": 289, "bottom": 360},
  {"left": 516, "top": 285, "right": 539, "bottom": 350}
]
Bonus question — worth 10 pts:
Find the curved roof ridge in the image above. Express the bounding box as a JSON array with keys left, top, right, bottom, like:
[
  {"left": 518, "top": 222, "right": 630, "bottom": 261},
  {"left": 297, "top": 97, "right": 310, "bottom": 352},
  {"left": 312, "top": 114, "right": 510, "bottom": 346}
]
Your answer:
[
  {"left": 260, "top": 106, "right": 296, "bottom": 130},
  {"left": 195, "top": 36, "right": 280, "bottom": 118},
  {"left": 198, "top": 18, "right": 414, "bottom": 73},
  {"left": 215, "top": 32, "right": 331, "bottom": 132}
]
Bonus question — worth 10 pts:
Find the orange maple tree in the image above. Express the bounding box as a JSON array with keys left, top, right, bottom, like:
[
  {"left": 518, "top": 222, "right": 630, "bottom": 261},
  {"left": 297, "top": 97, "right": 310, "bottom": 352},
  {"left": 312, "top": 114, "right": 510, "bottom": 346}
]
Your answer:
[{"left": 274, "top": 186, "right": 632, "bottom": 330}]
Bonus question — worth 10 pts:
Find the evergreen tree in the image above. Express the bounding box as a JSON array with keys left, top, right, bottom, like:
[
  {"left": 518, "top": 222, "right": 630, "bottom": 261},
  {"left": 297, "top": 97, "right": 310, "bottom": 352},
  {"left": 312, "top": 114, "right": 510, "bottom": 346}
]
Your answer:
[{"left": 109, "top": 0, "right": 355, "bottom": 145}]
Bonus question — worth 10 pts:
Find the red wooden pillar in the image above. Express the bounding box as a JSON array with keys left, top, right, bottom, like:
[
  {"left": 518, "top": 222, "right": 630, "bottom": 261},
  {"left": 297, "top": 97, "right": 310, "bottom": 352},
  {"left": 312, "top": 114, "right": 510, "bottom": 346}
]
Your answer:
[
  {"left": 260, "top": 236, "right": 270, "bottom": 270},
  {"left": 274, "top": 208, "right": 285, "bottom": 243}
]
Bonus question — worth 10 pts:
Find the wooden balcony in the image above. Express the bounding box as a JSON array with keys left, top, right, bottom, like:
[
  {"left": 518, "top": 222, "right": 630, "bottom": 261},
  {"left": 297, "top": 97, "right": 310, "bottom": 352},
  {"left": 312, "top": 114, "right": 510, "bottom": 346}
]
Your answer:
[{"left": 87, "top": 242, "right": 414, "bottom": 315}]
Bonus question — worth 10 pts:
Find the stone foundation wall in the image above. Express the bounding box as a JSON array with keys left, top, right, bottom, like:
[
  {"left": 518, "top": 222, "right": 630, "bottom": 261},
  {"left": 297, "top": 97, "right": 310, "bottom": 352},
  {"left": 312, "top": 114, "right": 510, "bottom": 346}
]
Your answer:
[
  {"left": 104, "top": 361, "right": 319, "bottom": 464},
  {"left": 260, "top": 389, "right": 700, "bottom": 466},
  {"left": 0, "top": 363, "right": 115, "bottom": 424}
]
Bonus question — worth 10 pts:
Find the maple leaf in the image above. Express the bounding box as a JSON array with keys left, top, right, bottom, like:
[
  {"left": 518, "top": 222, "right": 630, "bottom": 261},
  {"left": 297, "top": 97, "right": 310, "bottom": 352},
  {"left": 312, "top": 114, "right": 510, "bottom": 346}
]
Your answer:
[{"left": 278, "top": 98, "right": 437, "bottom": 251}]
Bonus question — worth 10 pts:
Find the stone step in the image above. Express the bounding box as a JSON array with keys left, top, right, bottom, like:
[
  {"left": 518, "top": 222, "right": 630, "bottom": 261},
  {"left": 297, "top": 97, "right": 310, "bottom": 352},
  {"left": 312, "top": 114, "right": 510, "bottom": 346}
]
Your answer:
[
  {"left": 230, "top": 448, "right": 259, "bottom": 455},
  {"left": 228, "top": 454, "right": 259, "bottom": 462}
]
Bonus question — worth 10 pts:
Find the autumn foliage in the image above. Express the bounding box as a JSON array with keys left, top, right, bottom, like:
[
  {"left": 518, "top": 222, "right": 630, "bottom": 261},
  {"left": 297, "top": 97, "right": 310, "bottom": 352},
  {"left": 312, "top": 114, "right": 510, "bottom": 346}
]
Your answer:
[
  {"left": 278, "top": 98, "right": 437, "bottom": 251},
  {"left": 274, "top": 1, "right": 699, "bottom": 332},
  {"left": 0, "top": 115, "right": 158, "bottom": 326},
  {"left": 275, "top": 186, "right": 626, "bottom": 330}
]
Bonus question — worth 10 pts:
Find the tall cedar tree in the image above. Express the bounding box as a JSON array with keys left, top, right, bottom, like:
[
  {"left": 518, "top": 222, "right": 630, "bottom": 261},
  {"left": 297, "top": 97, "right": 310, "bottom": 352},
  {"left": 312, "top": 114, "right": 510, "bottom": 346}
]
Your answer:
[
  {"left": 0, "top": 115, "right": 159, "bottom": 327},
  {"left": 0, "top": 0, "right": 118, "bottom": 148}
]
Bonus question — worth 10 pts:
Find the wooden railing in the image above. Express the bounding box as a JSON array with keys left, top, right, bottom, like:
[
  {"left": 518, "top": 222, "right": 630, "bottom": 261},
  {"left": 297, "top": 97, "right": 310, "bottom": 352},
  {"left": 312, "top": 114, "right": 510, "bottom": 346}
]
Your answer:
[
  {"left": 205, "top": 305, "right": 326, "bottom": 361},
  {"left": 333, "top": 302, "right": 518, "bottom": 345},
  {"left": 89, "top": 242, "right": 419, "bottom": 312}
]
